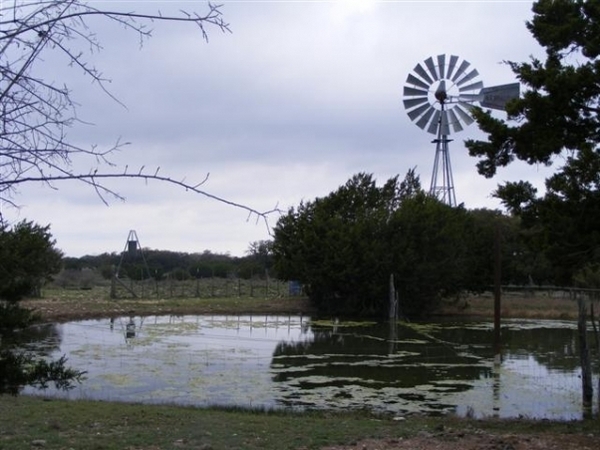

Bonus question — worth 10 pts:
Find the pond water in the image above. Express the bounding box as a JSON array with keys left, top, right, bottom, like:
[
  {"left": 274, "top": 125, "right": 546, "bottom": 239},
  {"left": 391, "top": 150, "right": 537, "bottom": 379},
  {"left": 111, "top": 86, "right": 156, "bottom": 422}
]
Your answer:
[{"left": 14, "top": 315, "right": 599, "bottom": 420}]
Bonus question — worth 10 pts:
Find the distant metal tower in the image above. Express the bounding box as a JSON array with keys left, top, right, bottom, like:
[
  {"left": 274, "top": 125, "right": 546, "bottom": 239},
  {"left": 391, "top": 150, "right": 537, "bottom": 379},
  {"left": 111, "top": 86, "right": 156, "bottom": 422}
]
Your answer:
[
  {"left": 111, "top": 230, "right": 152, "bottom": 299},
  {"left": 403, "top": 54, "right": 519, "bottom": 206}
]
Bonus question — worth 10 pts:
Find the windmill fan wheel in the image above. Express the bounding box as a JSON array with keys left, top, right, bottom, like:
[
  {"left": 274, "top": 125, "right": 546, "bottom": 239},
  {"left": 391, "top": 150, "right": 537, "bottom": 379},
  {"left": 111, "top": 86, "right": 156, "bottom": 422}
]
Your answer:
[{"left": 403, "top": 54, "right": 483, "bottom": 135}]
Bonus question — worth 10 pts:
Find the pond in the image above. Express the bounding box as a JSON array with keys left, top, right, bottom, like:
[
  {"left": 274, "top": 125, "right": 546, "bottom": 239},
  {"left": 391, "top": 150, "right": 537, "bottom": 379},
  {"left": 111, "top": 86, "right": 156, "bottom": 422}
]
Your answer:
[{"left": 13, "top": 315, "right": 599, "bottom": 420}]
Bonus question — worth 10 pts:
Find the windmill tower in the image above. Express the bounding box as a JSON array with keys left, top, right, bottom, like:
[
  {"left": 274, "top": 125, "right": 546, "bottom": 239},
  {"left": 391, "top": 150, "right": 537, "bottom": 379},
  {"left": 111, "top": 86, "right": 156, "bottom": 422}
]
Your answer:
[
  {"left": 110, "top": 230, "right": 152, "bottom": 299},
  {"left": 403, "top": 54, "right": 519, "bottom": 206}
]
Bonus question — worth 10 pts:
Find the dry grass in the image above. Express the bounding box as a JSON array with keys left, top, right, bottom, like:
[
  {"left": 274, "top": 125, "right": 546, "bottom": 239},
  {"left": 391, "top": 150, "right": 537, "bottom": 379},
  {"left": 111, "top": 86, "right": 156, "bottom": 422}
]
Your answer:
[
  {"left": 22, "top": 286, "right": 596, "bottom": 323},
  {"left": 437, "top": 291, "right": 588, "bottom": 321},
  {"left": 22, "top": 286, "right": 314, "bottom": 322}
]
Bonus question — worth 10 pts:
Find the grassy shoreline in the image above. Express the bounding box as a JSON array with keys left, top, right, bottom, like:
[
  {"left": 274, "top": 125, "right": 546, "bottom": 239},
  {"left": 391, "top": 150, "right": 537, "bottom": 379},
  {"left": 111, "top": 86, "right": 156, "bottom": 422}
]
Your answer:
[
  {"left": 22, "top": 286, "right": 583, "bottom": 323},
  {"left": 1, "top": 395, "right": 597, "bottom": 450},
  {"left": 21, "top": 287, "right": 317, "bottom": 322}
]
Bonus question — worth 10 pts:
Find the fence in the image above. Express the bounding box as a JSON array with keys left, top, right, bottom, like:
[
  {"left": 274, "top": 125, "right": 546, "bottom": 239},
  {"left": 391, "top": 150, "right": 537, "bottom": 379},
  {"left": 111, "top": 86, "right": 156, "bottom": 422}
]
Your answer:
[
  {"left": 110, "top": 276, "right": 299, "bottom": 299},
  {"left": 501, "top": 285, "right": 600, "bottom": 301}
]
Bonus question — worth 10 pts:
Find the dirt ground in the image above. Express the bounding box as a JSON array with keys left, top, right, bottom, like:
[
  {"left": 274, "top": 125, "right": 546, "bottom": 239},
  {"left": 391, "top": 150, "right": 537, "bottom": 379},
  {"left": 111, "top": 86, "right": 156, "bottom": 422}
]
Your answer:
[{"left": 323, "top": 430, "right": 599, "bottom": 450}]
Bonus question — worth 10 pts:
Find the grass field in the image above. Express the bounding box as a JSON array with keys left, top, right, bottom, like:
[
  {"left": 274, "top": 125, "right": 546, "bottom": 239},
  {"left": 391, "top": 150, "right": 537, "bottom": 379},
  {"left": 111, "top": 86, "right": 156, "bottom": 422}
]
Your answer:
[
  {"left": 1, "top": 395, "right": 597, "bottom": 450},
  {"left": 22, "top": 285, "right": 314, "bottom": 322},
  {"left": 439, "top": 291, "right": 585, "bottom": 320}
]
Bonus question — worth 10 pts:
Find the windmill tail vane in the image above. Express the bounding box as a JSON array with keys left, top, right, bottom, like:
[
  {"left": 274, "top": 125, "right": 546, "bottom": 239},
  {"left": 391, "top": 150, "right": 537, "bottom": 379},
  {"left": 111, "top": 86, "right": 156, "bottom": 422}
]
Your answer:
[{"left": 402, "top": 54, "right": 519, "bottom": 207}]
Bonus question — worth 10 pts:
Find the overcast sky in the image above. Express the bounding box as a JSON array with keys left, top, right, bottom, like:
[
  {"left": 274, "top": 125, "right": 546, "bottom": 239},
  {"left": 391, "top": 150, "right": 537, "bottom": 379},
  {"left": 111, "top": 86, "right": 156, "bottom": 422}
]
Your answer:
[{"left": 4, "top": 0, "right": 555, "bottom": 258}]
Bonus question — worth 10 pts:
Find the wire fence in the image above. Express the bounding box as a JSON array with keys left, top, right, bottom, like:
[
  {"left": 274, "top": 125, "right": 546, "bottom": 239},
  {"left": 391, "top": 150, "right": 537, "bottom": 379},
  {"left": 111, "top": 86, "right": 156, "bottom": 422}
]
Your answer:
[
  {"left": 501, "top": 285, "right": 600, "bottom": 301},
  {"left": 110, "top": 276, "right": 301, "bottom": 299}
]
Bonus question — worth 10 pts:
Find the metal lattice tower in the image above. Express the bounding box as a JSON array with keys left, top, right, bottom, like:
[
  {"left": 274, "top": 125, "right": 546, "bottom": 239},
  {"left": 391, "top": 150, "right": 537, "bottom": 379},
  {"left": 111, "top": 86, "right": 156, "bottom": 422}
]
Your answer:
[{"left": 111, "top": 230, "right": 152, "bottom": 299}]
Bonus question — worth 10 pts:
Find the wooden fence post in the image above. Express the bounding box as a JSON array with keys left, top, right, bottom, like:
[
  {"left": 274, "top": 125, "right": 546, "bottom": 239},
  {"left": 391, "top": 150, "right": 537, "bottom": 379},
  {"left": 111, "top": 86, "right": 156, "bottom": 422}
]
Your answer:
[
  {"left": 578, "top": 296, "right": 593, "bottom": 409},
  {"left": 493, "top": 224, "right": 502, "bottom": 355}
]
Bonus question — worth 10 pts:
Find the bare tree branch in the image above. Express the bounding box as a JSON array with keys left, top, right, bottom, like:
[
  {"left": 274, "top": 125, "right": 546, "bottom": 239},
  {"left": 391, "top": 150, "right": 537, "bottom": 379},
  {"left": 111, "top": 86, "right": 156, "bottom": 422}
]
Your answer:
[
  {"left": 0, "top": 1, "right": 278, "bottom": 231},
  {"left": 1, "top": 170, "right": 279, "bottom": 216}
]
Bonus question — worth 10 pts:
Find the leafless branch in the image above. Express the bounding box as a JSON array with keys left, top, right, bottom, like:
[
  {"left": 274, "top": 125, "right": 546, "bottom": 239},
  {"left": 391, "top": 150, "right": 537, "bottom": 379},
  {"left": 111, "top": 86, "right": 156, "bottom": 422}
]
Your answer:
[
  {"left": 0, "top": 1, "right": 277, "bottom": 230},
  {"left": 0, "top": 170, "right": 282, "bottom": 219}
]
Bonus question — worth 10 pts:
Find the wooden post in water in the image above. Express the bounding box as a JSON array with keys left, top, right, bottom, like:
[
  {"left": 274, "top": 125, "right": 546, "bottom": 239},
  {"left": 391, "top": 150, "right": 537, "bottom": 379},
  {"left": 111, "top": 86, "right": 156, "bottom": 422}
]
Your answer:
[
  {"left": 389, "top": 273, "right": 398, "bottom": 321},
  {"left": 577, "top": 296, "right": 593, "bottom": 410},
  {"left": 591, "top": 303, "right": 600, "bottom": 409},
  {"left": 493, "top": 224, "right": 502, "bottom": 354},
  {"left": 388, "top": 273, "right": 398, "bottom": 355}
]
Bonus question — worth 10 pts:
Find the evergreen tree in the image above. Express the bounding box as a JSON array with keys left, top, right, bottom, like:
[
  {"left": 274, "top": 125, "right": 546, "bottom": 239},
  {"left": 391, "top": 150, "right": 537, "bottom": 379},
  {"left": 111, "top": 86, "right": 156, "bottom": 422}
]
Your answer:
[
  {"left": 273, "top": 171, "right": 474, "bottom": 317},
  {"left": 466, "top": 0, "right": 600, "bottom": 284},
  {"left": 0, "top": 221, "right": 84, "bottom": 395}
]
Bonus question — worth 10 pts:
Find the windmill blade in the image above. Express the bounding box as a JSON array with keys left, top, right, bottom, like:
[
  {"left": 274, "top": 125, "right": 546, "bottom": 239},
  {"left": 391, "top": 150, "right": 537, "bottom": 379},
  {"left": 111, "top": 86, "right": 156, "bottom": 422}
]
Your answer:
[
  {"left": 446, "top": 55, "right": 459, "bottom": 80},
  {"left": 427, "top": 110, "right": 441, "bottom": 134},
  {"left": 406, "top": 73, "right": 430, "bottom": 90},
  {"left": 403, "top": 96, "right": 429, "bottom": 110},
  {"left": 451, "top": 60, "right": 470, "bottom": 82},
  {"left": 403, "top": 54, "right": 488, "bottom": 136},
  {"left": 457, "top": 101, "right": 476, "bottom": 113},
  {"left": 447, "top": 109, "right": 464, "bottom": 133},
  {"left": 459, "top": 93, "right": 483, "bottom": 103},
  {"left": 456, "top": 68, "right": 480, "bottom": 87},
  {"left": 455, "top": 102, "right": 476, "bottom": 126},
  {"left": 459, "top": 80, "right": 484, "bottom": 93},
  {"left": 406, "top": 102, "right": 431, "bottom": 121},
  {"left": 437, "top": 54, "right": 446, "bottom": 79},
  {"left": 403, "top": 86, "right": 428, "bottom": 97},
  {"left": 424, "top": 56, "right": 439, "bottom": 81},
  {"left": 413, "top": 63, "right": 434, "bottom": 85},
  {"left": 415, "top": 105, "right": 436, "bottom": 130}
]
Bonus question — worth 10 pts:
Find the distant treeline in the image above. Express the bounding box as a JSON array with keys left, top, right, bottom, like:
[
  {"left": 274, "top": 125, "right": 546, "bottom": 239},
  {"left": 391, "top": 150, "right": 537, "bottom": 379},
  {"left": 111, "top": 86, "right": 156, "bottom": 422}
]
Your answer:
[{"left": 61, "top": 241, "right": 274, "bottom": 283}]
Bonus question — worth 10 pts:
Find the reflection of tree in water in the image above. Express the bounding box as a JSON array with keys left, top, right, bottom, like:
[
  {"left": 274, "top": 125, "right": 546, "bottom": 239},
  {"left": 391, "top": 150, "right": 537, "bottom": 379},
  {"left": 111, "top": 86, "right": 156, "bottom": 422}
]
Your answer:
[
  {"left": 430, "top": 322, "right": 582, "bottom": 372},
  {"left": 503, "top": 327, "right": 579, "bottom": 372},
  {"left": 271, "top": 322, "right": 490, "bottom": 392},
  {"left": 269, "top": 320, "right": 590, "bottom": 415},
  {"left": 2, "top": 323, "right": 63, "bottom": 356},
  {"left": 1, "top": 318, "right": 81, "bottom": 395}
]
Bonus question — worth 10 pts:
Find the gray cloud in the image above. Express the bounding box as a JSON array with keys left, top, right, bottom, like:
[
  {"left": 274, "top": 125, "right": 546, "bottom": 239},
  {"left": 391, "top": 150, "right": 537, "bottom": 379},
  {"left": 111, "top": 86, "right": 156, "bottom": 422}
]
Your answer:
[{"left": 3, "top": 1, "right": 549, "bottom": 257}]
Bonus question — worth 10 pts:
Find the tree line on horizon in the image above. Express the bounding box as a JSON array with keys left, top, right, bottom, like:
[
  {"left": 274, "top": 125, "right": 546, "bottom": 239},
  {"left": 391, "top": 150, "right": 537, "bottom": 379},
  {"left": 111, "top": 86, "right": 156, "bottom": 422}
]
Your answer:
[{"left": 60, "top": 241, "right": 274, "bottom": 286}]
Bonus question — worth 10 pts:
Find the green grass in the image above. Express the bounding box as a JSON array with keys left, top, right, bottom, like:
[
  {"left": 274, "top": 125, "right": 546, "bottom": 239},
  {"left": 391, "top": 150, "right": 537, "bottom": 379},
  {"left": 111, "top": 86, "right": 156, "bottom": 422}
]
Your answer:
[
  {"left": 0, "top": 396, "right": 422, "bottom": 450},
  {"left": 1, "top": 396, "right": 597, "bottom": 450}
]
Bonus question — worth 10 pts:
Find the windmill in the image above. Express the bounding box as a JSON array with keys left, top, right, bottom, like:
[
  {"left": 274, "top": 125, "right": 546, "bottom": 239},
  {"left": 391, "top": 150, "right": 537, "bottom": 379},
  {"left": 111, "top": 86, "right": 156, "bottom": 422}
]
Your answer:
[
  {"left": 403, "top": 54, "right": 519, "bottom": 206},
  {"left": 110, "top": 230, "right": 152, "bottom": 299}
]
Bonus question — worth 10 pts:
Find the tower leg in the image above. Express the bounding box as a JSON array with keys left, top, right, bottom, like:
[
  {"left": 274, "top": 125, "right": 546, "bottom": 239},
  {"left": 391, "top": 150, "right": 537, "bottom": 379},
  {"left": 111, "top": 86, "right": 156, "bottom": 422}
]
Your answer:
[{"left": 429, "top": 134, "right": 456, "bottom": 207}]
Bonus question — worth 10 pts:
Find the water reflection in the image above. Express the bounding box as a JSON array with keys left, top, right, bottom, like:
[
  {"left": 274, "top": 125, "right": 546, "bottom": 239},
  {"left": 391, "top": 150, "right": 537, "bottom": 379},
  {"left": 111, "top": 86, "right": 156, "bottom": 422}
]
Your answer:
[
  {"left": 3, "top": 322, "right": 63, "bottom": 355},
  {"left": 16, "top": 315, "right": 598, "bottom": 419},
  {"left": 271, "top": 321, "right": 491, "bottom": 414}
]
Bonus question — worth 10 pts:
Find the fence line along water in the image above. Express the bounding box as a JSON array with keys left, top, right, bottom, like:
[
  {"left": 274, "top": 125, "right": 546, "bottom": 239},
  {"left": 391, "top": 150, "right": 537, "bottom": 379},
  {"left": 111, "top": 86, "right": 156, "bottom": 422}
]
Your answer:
[{"left": 110, "top": 277, "right": 301, "bottom": 300}]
